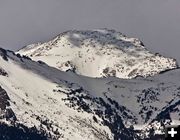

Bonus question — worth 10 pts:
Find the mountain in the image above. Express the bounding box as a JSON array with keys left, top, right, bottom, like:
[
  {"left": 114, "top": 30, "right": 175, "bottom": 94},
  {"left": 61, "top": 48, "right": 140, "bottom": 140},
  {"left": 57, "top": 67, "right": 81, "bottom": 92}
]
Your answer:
[
  {"left": 0, "top": 45, "right": 180, "bottom": 140},
  {"left": 1, "top": 29, "right": 179, "bottom": 140},
  {"left": 17, "top": 29, "right": 178, "bottom": 79}
]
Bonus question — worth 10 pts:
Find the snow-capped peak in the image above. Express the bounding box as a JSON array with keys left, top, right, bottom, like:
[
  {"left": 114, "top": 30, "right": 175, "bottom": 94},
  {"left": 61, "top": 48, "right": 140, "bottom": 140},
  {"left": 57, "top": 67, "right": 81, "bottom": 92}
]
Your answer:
[{"left": 17, "top": 29, "right": 178, "bottom": 79}]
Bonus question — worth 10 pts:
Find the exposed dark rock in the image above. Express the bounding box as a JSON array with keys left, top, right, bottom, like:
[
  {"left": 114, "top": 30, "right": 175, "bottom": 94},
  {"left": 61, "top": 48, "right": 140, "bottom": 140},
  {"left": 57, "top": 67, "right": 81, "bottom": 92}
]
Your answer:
[
  {"left": 38, "top": 60, "right": 47, "bottom": 65},
  {"left": 0, "top": 86, "right": 10, "bottom": 110},
  {"left": 0, "top": 122, "right": 49, "bottom": 140},
  {"left": 0, "top": 67, "right": 8, "bottom": 76},
  {"left": 0, "top": 48, "right": 8, "bottom": 61}
]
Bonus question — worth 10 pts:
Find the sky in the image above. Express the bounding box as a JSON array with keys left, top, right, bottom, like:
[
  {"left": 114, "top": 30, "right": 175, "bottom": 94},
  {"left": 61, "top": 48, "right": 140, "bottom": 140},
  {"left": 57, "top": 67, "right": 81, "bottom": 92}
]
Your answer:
[{"left": 0, "top": 0, "right": 180, "bottom": 63}]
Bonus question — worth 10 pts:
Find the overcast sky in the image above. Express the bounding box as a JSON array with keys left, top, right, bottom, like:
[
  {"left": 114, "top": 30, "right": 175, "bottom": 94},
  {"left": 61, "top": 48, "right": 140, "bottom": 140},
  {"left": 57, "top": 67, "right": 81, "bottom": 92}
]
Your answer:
[{"left": 0, "top": 0, "right": 180, "bottom": 63}]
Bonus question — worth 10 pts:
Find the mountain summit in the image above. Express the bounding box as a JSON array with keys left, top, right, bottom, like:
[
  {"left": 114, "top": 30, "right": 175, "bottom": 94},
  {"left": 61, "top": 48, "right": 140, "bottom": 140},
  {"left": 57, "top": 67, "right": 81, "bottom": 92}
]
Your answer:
[{"left": 17, "top": 29, "right": 178, "bottom": 79}]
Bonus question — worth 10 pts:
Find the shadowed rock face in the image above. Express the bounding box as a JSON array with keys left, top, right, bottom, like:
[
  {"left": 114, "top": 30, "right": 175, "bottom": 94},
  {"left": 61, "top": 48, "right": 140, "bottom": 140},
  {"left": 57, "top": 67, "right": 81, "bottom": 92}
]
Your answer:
[
  {"left": 0, "top": 48, "right": 9, "bottom": 76},
  {"left": 0, "top": 48, "right": 8, "bottom": 61},
  {"left": 0, "top": 122, "right": 48, "bottom": 140},
  {"left": 0, "top": 86, "right": 10, "bottom": 110},
  {"left": 0, "top": 86, "right": 16, "bottom": 121}
]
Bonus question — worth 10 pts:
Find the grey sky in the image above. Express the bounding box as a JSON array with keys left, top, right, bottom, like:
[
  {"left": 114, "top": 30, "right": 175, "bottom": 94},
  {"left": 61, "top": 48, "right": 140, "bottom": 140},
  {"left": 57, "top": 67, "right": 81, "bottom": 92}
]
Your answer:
[{"left": 0, "top": 0, "right": 180, "bottom": 63}]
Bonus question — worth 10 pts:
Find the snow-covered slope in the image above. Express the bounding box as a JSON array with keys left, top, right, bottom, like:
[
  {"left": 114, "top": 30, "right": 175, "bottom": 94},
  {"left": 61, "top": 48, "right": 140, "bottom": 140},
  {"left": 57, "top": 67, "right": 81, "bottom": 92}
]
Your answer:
[
  {"left": 17, "top": 29, "right": 178, "bottom": 79},
  {"left": 0, "top": 48, "right": 180, "bottom": 140},
  {"left": 0, "top": 48, "right": 131, "bottom": 140}
]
